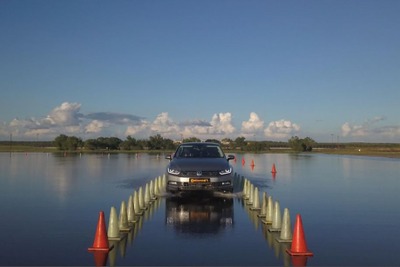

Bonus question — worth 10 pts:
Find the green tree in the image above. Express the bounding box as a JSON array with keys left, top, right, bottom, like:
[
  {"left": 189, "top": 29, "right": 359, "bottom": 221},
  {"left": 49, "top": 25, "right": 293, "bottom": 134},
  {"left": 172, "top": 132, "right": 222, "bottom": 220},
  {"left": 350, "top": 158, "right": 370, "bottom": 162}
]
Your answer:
[
  {"left": 221, "top": 138, "right": 234, "bottom": 149},
  {"left": 303, "top": 137, "right": 316, "bottom": 151},
  {"left": 54, "top": 134, "right": 68, "bottom": 150},
  {"left": 246, "top": 141, "right": 268, "bottom": 152},
  {"left": 183, "top": 137, "right": 201, "bottom": 143},
  {"left": 93, "top": 137, "right": 122, "bottom": 150},
  {"left": 148, "top": 134, "right": 164, "bottom": 150},
  {"left": 84, "top": 139, "right": 98, "bottom": 150},
  {"left": 120, "top": 135, "right": 137, "bottom": 150},
  {"left": 288, "top": 136, "right": 316, "bottom": 152},
  {"left": 234, "top": 136, "right": 246, "bottom": 150},
  {"left": 147, "top": 134, "right": 175, "bottom": 150},
  {"left": 66, "top": 136, "right": 83, "bottom": 150},
  {"left": 54, "top": 134, "right": 82, "bottom": 151},
  {"left": 205, "top": 139, "right": 220, "bottom": 144},
  {"left": 104, "top": 137, "right": 122, "bottom": 150}
]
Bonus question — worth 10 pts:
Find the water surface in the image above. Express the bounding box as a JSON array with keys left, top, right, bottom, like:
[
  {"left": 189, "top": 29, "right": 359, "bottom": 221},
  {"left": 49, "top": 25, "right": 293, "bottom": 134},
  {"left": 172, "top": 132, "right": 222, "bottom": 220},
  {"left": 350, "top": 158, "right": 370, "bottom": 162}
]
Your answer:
[{"left": 0, "top": 152, "right": 399, "bottom": 266}]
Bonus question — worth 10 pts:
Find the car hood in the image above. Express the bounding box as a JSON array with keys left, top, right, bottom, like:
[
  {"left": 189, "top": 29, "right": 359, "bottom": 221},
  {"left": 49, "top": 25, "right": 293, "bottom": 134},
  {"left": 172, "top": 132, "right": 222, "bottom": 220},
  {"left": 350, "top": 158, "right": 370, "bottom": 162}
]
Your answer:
[{"left": 168, "top": 158, "right": 230, "bottom": 171}]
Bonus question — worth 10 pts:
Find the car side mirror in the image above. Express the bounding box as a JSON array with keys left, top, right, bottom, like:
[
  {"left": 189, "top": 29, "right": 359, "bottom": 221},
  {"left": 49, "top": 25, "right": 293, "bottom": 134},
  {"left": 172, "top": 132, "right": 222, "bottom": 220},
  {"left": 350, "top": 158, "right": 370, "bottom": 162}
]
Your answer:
[
  {"left": 165, "top": 155, "right": 172, "bottom": 160},
  {"left": 227, "top": 155, "right": 235, "bottom": 161}
]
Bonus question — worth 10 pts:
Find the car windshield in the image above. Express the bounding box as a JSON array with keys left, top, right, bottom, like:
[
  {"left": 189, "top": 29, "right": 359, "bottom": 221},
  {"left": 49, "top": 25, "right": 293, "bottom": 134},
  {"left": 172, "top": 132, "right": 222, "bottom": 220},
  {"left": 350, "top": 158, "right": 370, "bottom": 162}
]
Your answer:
[{"left": 176, "top": 144, "right": 224, "bottom": 158}]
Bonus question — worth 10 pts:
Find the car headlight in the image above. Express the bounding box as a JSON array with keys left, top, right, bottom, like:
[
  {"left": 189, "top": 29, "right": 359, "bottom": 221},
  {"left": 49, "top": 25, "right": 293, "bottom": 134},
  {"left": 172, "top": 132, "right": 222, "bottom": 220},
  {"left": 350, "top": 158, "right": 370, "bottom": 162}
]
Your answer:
[
  {"left": 167, "top": 167, "right": 180, "bottom": 175},
  {"left": 219, "top": 167, "right": 232, "bottom": 175}
]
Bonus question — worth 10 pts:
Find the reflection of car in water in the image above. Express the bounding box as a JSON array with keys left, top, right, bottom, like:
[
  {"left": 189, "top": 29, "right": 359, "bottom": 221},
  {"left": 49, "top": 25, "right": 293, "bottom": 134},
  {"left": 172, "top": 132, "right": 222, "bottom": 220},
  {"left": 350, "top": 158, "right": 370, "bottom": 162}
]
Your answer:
[{"left": 165, "top": 194, "right": 234, "bottom": 235}]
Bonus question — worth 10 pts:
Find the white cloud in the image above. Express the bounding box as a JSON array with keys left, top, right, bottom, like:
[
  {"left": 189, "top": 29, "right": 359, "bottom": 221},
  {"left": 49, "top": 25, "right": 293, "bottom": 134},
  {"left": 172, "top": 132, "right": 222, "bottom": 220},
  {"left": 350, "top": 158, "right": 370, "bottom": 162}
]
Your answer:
[
  {"left": 125, "top": 113, "right": 180, "bottom": 138},
  {"left": 341, "top": 122, "right": 366, "bottom": 137},
  {"left": 341, "top": 116, "right": 386, "bottom": 137},
  {"left": 9, "top": 118, "right": 40, "bottom": 129},
  {"left": 125, "top": 112, "right": 236, "bottom": 140},
  {"left": 85, "top": 112, "right": 142, "bottom": 125},
  {"left": 125, "top": 120, "right": 150, "bottom": 137},
  {"left": 340, "top": 116, "right": 400, "bottom": 141},
  {"left": 24, "top": 128, "right": 53, "bottom": 137},
  {"left": 4, "top": 102, "right": 398, "bottom": 142},
  {"left": 341, "top": 122, "right": 352, "bottom": 137},
  {"left": 241, "top": 112, "right": 264, "bottom": 134},
  {"left": 44, "top": 102, "right": 82, "bottom": 126},
  {"left": 150, "top": 112, "right": 180, "bottom": 135},
  {"left": 209, "top": 112, "right": 235, "bottom": 135},
  {"left": 4, "top": 102, "right": 85, "bottom": 139},
  {"left": 85, "top": 120, "right": 107, "bottom": 134},
  {"left": 374, "top": 126, "right": 400, "bottom": 137},
  {"left": 264, "top": 119, "right": 300, "bottom": 140}
]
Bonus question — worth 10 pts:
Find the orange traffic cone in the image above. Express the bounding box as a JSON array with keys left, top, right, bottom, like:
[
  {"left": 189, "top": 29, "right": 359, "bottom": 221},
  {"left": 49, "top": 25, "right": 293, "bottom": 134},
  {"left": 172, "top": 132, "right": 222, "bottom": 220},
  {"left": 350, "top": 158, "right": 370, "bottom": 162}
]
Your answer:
[
  {"left": 241, "top": 157, "right": 245, "bottom": 166},
  {"left": 250, "top": 159, "right": 255, "bottom": 167},
  {"left": 88, "top": 211, "right": 114, "bottom": 252},
  {"left": 271, "top": 163, "right": 277, "bottom": 173},
  {"left": 286, "top": 214, "right": 313, "bottom": 256}
]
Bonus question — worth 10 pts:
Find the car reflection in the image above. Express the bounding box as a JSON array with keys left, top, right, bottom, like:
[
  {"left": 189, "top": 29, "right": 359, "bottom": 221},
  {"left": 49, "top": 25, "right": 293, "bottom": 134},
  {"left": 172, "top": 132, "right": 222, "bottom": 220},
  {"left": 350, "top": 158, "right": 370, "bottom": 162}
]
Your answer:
[{"left": 165, "top": 193, "right": 234, "bottom": 235}]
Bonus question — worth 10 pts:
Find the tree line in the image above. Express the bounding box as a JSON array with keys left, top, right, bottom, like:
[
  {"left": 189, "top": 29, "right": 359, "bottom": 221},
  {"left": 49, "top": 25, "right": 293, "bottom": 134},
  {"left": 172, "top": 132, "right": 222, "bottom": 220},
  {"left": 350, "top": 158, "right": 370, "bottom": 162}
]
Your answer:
[
  {"left": 52, "top": 134, "right": 317, "bottom": 152},
  {"left": 3, "top": 137, "right": 399, "bottom": 152},
  {"left": 53, "top": 134, "right": 176, "bottom": 151}
]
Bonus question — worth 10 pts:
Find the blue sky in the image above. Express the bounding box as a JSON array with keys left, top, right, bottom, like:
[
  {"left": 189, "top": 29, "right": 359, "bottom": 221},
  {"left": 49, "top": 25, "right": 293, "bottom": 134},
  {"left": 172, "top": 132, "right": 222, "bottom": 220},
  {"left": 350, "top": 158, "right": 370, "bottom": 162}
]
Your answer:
[{"left": 1, "top": 0, "right": 399, "bottom": 142}]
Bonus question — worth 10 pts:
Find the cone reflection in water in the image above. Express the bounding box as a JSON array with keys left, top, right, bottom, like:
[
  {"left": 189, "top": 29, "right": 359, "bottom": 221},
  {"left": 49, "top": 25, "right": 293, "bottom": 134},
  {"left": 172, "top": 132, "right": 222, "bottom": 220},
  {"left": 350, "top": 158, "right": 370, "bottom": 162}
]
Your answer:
[
  {"left": 286, "top": 214, "right": 313, "bottom": 256},
  {"left": 91, "top": 251, "right": 109, "bottom": 267},
  {"left": 108, "top": 240, "right": 118, "bottom": 267},
  {"left": 291, "top": 255, "right": 309, "bottom": 267},
  {"left": 88, "top": 211, "right": 114, "bottom": 252}
]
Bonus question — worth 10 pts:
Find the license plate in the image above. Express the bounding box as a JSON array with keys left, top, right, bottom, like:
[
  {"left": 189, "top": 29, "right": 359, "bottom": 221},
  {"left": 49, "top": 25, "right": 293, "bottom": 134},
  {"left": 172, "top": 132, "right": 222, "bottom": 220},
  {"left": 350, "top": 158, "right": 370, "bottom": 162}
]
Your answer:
[{"left": 190, "top": 178, "right": 210, "bottom": 183}]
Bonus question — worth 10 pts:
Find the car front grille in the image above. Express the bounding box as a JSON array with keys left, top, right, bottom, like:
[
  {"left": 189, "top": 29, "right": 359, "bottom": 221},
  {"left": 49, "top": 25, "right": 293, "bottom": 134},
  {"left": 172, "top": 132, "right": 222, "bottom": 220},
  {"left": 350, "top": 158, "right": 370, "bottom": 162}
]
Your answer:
[{"left": 180, "top": 171, "right": 220, "bottom": 177}]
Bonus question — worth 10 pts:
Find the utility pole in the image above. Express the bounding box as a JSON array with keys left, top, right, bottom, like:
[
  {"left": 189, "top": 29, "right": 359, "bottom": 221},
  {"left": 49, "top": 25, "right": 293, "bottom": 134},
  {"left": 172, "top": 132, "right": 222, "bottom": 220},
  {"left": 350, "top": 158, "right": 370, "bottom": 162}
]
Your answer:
[
  {"left": 9, "top": 133, "right": 12, "bottom": 157},
  {"left": 337, "top": 135, "right": 339, "bottom": 149}
]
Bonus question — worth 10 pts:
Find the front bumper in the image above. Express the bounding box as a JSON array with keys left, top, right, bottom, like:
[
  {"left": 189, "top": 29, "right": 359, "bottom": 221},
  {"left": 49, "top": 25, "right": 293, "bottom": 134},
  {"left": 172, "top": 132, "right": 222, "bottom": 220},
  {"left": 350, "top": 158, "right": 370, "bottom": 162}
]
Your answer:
[{"left": 166, "top": 175, "right": 233, "bottom": 192}]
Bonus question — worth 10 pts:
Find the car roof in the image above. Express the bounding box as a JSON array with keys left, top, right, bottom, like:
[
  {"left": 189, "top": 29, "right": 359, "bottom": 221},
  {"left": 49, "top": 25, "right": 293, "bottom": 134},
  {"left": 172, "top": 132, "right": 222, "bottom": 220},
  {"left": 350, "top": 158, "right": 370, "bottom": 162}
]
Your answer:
[{"left": 179, "top": 142, "right": 220, "bottom": 146}]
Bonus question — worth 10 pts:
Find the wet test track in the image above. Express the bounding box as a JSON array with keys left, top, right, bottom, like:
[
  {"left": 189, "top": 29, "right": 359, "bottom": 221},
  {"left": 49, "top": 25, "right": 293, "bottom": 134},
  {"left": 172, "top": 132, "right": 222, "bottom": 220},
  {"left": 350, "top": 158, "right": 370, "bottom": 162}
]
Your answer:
[
  {"left": 88, "top": 175, "right": 305, "bottom": 267},
  {"left": 2, "top": 152, "right": 399, "bottom": 266}
]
